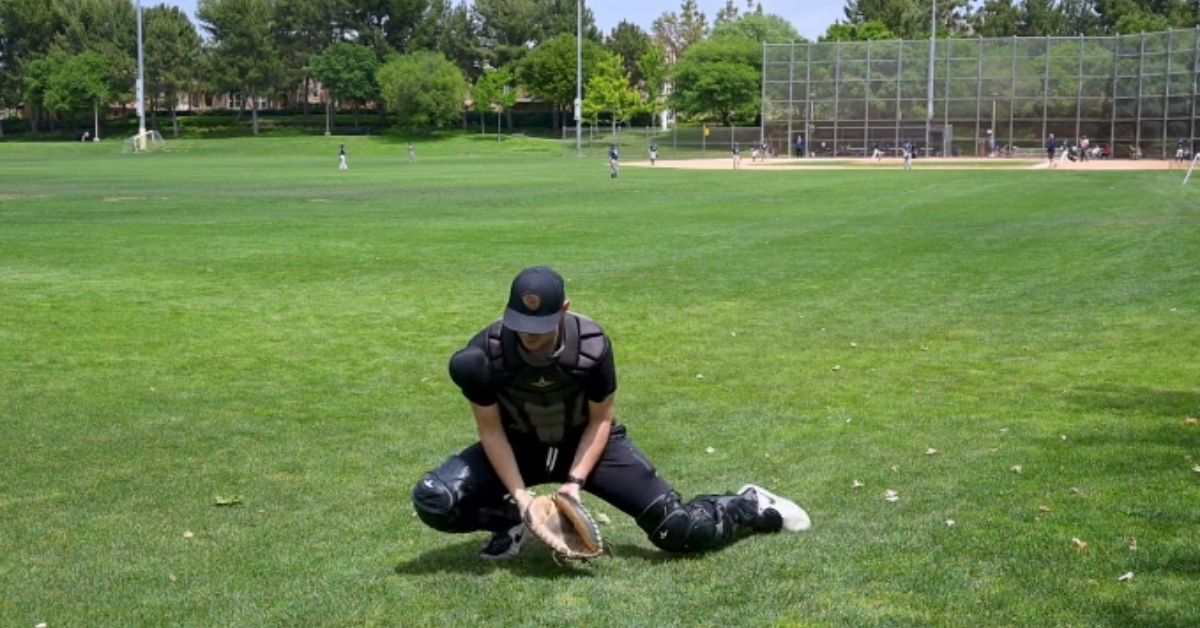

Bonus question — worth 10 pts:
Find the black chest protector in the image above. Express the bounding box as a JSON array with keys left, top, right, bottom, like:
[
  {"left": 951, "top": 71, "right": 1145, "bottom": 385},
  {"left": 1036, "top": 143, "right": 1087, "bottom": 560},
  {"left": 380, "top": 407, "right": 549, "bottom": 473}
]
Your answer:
[{"left": 478, "top": 314, "right": 607, "bottom": 445}]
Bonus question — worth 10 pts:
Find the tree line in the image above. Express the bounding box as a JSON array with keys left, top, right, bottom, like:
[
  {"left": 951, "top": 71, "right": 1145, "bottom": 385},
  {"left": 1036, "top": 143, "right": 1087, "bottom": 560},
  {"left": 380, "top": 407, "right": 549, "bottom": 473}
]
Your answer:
[{"left": 0, "top": 0, "right": 1195, "bottom": 139}]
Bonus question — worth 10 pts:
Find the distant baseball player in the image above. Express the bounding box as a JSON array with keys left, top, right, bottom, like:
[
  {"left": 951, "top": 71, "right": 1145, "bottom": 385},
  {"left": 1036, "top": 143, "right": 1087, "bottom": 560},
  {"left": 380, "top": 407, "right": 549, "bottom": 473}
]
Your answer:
[
  {"left": 731, "top": 143, "right": 741, "bottom": 169},
  {"left": 649, "top": 142, "right": 658, "bottom": 166},
  {"left": 608, "top": 145, "right": 619, "bottom": 178},
  {"left": 1045, "top": 133, "right": 1058, "bottom": 168},
  {"left": 902, "top": 141, "right": 914, "bottom": 170},
  {"left": 871, "top": 142, "right": 883, "bottom": 161},
  {"left": 411, "top": 266, "right": 812, "bottom": 560},
  {"left": 338, "top": 144, "right": 348, "bottom": 171},
  {"left": 407, "top": 142, "right": 416, "bottom": 164}
]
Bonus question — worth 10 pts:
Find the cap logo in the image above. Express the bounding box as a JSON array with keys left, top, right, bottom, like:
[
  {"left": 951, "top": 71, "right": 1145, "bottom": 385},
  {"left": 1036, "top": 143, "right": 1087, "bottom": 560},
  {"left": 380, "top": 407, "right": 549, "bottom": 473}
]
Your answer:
[{"left": 522, "top": 292, "right": 541, "bottom": 312}]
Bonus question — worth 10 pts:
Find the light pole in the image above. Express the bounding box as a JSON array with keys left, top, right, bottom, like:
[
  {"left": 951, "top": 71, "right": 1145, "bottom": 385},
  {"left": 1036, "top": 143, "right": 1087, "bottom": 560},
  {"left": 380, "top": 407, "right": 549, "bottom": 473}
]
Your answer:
[
  {"left": 574, "top": 0, "right": 582, "bottom": 157},
  {"left": 136, "top": 0, "right": 146, "bottom": 147},
  {"left": 925, "top": 0, "right": 936, "bottom": 157},
  {"left": 990, "top": 93, "right": 998, "bottom": 154}
]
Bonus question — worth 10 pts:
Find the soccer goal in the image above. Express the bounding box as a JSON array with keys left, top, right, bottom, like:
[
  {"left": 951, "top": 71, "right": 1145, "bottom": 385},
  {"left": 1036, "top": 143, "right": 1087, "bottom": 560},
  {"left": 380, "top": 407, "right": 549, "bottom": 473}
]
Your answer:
[
  {"left": 1184, "top": 153, "right": 1200, "bottom": 185},
  {"left": 123, "top": 130, "right": 165, "bottom": 153}
]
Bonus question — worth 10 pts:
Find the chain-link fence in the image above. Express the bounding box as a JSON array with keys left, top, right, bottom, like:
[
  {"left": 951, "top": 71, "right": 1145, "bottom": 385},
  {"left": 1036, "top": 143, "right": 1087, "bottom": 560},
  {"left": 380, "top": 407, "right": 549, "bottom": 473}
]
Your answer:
[
  {"left": 763, "top": 28, "right": 1200, "bottom": 160},
  {"left": 561, "top": 124, "right": 775, "bottom": 160}
]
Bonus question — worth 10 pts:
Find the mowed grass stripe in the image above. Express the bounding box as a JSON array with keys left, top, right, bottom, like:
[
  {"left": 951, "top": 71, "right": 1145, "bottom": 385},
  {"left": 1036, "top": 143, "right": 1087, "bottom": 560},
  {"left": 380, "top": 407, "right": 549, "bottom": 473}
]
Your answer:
[{"left": 1, "top": 136, "right": 1198, "bottom": 626}]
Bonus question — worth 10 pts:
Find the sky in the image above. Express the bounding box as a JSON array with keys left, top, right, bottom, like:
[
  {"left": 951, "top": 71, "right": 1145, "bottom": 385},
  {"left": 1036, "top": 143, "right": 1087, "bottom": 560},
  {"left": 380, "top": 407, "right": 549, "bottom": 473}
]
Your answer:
[{"left": 155, "top": 1, "right": 847, "bottom": 42}]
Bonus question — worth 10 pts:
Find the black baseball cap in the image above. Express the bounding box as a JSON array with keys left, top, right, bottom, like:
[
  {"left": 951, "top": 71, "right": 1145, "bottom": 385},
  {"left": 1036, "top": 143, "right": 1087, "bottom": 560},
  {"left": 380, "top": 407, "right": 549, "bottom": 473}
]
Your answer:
[{"left": 502, "top": 267, "right": 565, "bottom": 334}]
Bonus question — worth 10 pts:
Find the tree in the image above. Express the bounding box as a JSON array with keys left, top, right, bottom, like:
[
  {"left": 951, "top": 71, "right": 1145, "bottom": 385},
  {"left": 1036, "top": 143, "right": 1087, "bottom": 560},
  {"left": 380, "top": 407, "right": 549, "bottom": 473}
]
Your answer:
[
  {"left": 23, "top": 52, "right": 64, "bottom": 132},
  {"left": 536, "top": 0, "right": 600, "bottom": 41},
  {"left": 144, "top": 5, "right": 203, "bottom": 138},
  {"left": 38, "top": 51, "right": 110, "bottom": 138},
  {"left": 668, "top": 36, "right": 760, "bottom": 125},
  {"left": 821, "top": 19, "right": 897, "bottom": 42},
  {"left": 376, "top": 50, "right": 467, "bottom": 128},
  {"left": 472, "top": 66, "right": 517, "bottom": 136},
  {"left": 412, "top": 0, "right": 488, "bottom": 82},
  {"left": 637, "top": 45, "right": 668, "bottom": 127},
  {"left": 584, "top": 50, "right": 641, "bottom": 136},
  {"left": 1021, "top": 0, "right": 1063, "bottom": 35},
  {"left": 652, "top": 0, "right": 709, "bottom": 62},
  {"left": 606, "top": 21, "right": 652, "bottom": 85},
  {"left": 199, "top": 0, "right": 284, "bottom": 135},
  {"left": 476, "top": 0, "right": 543, "bottom": 68},
  {"left": 272, "top": 0, "right": 353, "bottom": 117},
  {"left": 517, "top": 34, "right": 606, "bottom": 130},
  {"left": 971, "top": 0, "right": 1022, "bottom": 37},
  {"left": 310, "top": 42, "right": 380, "bottom": 129},
  {"left": 715, "top": 1, "right": 740, "bottom": 25},
  {"left": 711, "top": 13, "right": 803, "bottom": 43}
]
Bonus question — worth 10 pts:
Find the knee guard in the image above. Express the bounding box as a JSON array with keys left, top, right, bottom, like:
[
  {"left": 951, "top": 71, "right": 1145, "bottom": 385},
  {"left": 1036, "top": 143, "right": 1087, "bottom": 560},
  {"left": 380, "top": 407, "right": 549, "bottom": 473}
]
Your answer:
[
  {"left": 635, "top": 491, "right": 746, "bottom": 553},
  {"left": 411, "top": 455, "right": 519, "bottom": 533},
  {"left": 412, "top": 470, "right": 465, "bottom": 533}
]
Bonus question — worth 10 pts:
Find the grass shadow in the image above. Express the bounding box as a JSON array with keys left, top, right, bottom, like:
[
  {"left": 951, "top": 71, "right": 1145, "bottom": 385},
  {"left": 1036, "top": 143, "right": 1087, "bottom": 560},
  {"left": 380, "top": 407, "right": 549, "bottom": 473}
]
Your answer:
[
  {"left": 394, "top": 538, "right": 595, "bottom": 580},
  {"left": 1066, "top": 385, "right": 1200, "bottom": 418}
]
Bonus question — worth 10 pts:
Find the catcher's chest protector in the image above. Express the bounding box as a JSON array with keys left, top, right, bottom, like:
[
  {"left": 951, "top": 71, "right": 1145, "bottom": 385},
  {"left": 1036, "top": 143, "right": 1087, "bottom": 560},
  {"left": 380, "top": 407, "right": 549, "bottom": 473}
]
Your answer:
[{"left": 483, "top": 314, "right": 606, "bottom": 445}]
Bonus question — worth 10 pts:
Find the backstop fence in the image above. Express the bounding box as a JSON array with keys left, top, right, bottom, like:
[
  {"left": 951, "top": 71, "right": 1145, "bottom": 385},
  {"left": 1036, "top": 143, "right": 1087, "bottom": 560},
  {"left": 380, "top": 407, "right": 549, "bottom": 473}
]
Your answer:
[{"left": 762, "top": 28, "right": 1200, "bottom": 160}]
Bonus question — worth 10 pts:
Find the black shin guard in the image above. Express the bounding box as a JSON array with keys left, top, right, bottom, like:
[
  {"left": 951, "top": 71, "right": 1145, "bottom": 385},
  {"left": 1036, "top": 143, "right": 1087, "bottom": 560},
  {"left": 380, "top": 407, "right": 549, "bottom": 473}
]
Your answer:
[
  {"left": 635, "top": 491, "right": 778, "bottom": 553},
  {"left": 411, "top": 458, "right": 520, "bottom": 533}
]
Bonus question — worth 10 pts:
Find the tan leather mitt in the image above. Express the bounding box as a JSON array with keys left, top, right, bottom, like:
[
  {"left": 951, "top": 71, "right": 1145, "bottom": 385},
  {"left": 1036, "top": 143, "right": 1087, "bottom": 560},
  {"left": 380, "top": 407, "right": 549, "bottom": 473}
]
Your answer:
[{"left": 522, "top": 493, "right": 604, "bottom": 561}]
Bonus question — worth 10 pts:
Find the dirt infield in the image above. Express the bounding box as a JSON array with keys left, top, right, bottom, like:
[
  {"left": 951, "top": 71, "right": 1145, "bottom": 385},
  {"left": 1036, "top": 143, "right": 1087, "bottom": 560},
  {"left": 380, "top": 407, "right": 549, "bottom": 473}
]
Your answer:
[{"left": 626, "top": 156, "right": 1184, "bottom": 171}]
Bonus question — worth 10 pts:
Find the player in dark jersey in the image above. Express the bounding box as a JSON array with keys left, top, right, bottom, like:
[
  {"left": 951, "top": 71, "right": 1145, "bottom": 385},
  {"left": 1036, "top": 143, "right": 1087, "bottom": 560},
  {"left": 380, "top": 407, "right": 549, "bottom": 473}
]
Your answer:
[{"left": 412, "top": 267, "right": 811, "bottom": 559}]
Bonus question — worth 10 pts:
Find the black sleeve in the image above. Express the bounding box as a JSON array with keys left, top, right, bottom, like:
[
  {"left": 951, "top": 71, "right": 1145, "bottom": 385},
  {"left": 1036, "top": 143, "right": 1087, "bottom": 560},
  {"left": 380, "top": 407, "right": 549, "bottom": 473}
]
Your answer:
[
  {"left": 586, "top": 336, "right": 617, "bottom": 402},
  {"left": 448, "top": 341, "right": 498, "bottom": 406}
]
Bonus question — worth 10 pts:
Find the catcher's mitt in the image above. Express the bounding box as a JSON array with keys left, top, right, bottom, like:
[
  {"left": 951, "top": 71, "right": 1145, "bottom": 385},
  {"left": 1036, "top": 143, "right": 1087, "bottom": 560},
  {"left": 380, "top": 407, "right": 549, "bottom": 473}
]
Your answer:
[{"left": 523, "top": 493, "right": 604, "bottom": 561}]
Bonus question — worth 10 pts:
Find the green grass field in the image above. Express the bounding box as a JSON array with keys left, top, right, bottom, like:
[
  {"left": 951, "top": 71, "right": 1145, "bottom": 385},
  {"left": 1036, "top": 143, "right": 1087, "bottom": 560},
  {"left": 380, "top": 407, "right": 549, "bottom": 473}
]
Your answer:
[{"left": 2, "top": 135, "right": 1198, "bottom": 627}]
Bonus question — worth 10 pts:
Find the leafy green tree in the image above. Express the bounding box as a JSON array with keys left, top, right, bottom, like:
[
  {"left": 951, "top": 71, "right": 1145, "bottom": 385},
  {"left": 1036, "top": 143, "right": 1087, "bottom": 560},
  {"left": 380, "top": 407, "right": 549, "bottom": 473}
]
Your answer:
[
  {"left": 475, "top": 0, "right": 542, "bottom": 67},
  {"left": 711, "top": 13, "right": 803, "bottom": 43},
  {"left": 412, "top": 0, "right": 488, "bottom": 82},
  {"left": 376, "top": 50, "right": 467, "bottom": 128},
  {"left": 972, "top": 0, "right": 1022, "bottom": 36},
  {"left": 584, "top": 50, "right": 641, "bottom": 136},
  {"left": 606, "top": 21, "right": 652, "bottom": 85},
  {"left": 472, "top": 66, "right": 517, "bottom": 136},
  {"left": 1021, "top": 0, "right": 1063, "bottom": 35},
  {"left": 536, "top": 0, "right": 600, "bottom": 41},
  {"left": 43, "top": 50, "right": 110, "bottom": 138},
  {"left": 273, "top": 0, "right": 352, "bottom": 117},
  {"left": 310, "top": 42, "right": 380, "bottom": 128},
  {"left": 637, "top": 45, "right": 668, "bottom": 126},
  {"left": 652, "top": 0, "right": 709, "bottom": 61},
  {"left": 668, "top": 35, "right": 759, "bottom": 125},
  {"left": 198, "top": 0, "right": 283, "bottom": 135},
  {"left": 22, "top": 52, "right": 64, "bottom": 132},
  {"left": 144, "top": 5, "right": 203, "bottom": 138},
  {"left": 715, "top": 1, "right": 740, "bottom": 25},
  {"left": 517, "top": 34, "right": 606, "bottom": 130},
  {"left": 820, "top": 19, "right": 896, "bottom": 41}
]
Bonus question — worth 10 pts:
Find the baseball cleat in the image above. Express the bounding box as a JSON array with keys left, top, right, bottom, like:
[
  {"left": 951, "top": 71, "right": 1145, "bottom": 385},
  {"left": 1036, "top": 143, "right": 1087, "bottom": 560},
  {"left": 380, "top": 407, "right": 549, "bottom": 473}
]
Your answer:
[
  {"left": 479, "top": 523, "right": 527, "bottom": 561},
  {"left": 738, "top": 484, "right": 812, "bottom": 532}
]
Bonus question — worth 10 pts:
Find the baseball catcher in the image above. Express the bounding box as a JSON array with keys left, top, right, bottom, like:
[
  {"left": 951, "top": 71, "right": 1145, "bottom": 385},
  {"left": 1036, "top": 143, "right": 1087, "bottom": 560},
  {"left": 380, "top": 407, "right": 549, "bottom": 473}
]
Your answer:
[{"left": 412, "top": 266, "right": 811, "bottom": 561}]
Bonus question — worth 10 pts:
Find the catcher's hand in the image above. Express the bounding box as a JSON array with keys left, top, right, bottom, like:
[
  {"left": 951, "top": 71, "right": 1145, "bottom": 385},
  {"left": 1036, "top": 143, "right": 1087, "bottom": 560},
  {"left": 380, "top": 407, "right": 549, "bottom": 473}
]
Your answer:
[{"left": 522, "top": 493, "right": 604, "bottom": 561}]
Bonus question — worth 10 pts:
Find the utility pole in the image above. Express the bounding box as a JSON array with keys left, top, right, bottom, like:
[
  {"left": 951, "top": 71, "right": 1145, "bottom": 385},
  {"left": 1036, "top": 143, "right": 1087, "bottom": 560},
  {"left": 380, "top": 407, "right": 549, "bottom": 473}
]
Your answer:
[
  {"left": 925, "top": 0, "right": 936, "bottom": 157},
  {"left": 136, "top": 0, "right": 146, "bottom": 149},
  {"left": 575, "top": 0, "right": 583, "bottom": 157}
]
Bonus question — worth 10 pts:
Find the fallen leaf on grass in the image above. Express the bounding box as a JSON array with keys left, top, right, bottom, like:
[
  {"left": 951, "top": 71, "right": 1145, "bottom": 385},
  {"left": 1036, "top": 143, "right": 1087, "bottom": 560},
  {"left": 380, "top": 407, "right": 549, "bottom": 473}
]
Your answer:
[
  {"left": 705, "top": 446, "right": 715, "bottom": 454},
  {"left": 182, "top": 531, "right": 195, "bottom": 539},
  {"left": 891, "top": 465, "right": 900, "bottom": 473},
  {"left": 36, "top": 623, "right": 47, "bottom": 628},
  {"left": 1117, "top": 572, "right": 1134, "bottom": 582},
  {"left": 213, "top": 495, "right": 243, "bottom": 507},
  {"left": 1072, "top": 538, "right": 1088, "bottom": 551},
  {"left": 1192, "top": 465, "right": 1200, "bottom": 474},
  {"left": 925, "top": 447, "right": 939, "bottom": 456},
  {"left": 852, "top": 480, "right": 864, "bottom": 489},
  {"left": 1038, "top": 506, "right": 1052, "bottom": 513},
  {"left": 849, "top": 342, "right": 858, "bottom": 348},
  {"left": 695, "top": 373, "right": 704, "bottom": 379},
  {"left": 831, "top": 365, "right": 841, "bottom": 372},
  {"left": 945, "top": 519, "right": 955, "bottom": 527},
  {"left": 884, "top": 490, "right": 900, "bottom": 503},
  {"left": 169, "top": 574, "right": 178, "bottom": 583},
  {"left": 1186, "top": 417, "right": 1198, "bottom": 425},
  {"left": 1010, "top": 465, "right": 1023, "bottom": 474},
  {"left": 1129, "top": 538, "right": 1138, "bottom": 552},
  {"left": 595, "top": 512, "right": 611, "bottom": 525},
  {"left": 1070, "top": 487, "right": 1085, "bottom": 495}
]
